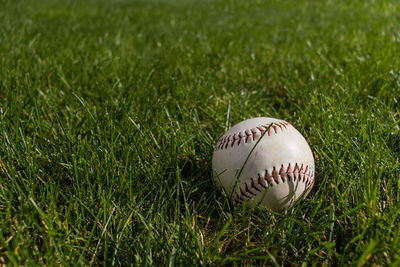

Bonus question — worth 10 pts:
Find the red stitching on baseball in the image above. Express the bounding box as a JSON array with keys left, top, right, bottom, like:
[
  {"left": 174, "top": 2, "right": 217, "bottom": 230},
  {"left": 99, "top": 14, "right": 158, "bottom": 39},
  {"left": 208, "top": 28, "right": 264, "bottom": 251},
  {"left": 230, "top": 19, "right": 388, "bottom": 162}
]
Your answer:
[
  {"left": 239, "top": 187, "right": 250, "bottom": 199},
  {"left": 264, "top": 171, "right": 272, "bottom": 186},
  {"left": 271, "top": 168, "right": 279, "bottom": 184},
  {"left": 231, "top": 134, "right": 236, "bottom": 147},
  {"left": 279, "top": 165, "right": 285, "bottom": 182},
  {"left": 245, "top": 130, "right": 250, "bottom": 143},
  {"left": 293, "top": 163, "right": 298, "bottom": 181},
  {"left": 285, "top": 163, "right": 291, "bottom": 181},
  {"left": 251, "top": 129, "right": 257, "bottom": 141},
  {"left": 251, "top": 177, "right": 262, "bottom": 192},
  {"left": 257, "top": 127, "right": 265, "bottom": 135},
  {"left": 232, "top": 163, "right": 314, "bottom": 204},
  {"left": 244, "top": 182, "right": 256, "bottom": 196},
  {"left": 258, "top": 175, "right": 267, "bottom": 189},
  {"left": 225, "top": 135, "right": 230, "bottom": 148},
  {"left": 214, "top": 121, "right": 292, "bottom": 151}
]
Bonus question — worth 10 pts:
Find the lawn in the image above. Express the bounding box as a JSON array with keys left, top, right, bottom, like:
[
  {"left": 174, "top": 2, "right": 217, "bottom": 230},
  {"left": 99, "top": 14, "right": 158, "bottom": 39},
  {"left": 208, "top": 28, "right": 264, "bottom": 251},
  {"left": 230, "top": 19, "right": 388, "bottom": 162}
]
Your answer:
[{"left": 1, "top": 0, "right": 399, "bottom": 265}]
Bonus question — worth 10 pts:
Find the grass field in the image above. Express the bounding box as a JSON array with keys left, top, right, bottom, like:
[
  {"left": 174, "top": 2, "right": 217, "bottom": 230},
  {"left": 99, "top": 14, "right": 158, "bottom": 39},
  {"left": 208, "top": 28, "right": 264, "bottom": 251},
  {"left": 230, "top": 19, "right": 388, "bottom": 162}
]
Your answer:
[{"left": 1, "top": 0, "right": 400, "bottom": 265}]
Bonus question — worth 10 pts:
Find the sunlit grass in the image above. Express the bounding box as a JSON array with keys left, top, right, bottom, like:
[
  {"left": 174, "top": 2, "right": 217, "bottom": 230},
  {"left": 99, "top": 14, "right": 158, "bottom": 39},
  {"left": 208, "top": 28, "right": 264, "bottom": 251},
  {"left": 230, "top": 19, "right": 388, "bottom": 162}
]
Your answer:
[{"left": 0, "top": 0, "right": 399, "bottom": 265}]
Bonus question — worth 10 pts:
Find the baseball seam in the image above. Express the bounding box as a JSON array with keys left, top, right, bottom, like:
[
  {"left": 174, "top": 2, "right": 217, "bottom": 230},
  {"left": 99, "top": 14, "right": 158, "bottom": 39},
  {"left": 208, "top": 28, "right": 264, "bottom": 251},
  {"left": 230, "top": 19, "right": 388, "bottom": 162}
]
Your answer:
[
  {"left": 232, "top": 163, "right": 314, "bottom": 203},
  {"left": 214, "top": 121, "right": 291, "bottom": 151}
]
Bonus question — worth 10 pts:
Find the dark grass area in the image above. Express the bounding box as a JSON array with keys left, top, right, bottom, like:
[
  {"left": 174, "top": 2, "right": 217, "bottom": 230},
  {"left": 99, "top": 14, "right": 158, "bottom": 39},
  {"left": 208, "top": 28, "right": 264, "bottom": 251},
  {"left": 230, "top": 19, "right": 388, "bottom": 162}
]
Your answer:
[{"left": 1, "top": 0, "right": 400, "bottom": 265}]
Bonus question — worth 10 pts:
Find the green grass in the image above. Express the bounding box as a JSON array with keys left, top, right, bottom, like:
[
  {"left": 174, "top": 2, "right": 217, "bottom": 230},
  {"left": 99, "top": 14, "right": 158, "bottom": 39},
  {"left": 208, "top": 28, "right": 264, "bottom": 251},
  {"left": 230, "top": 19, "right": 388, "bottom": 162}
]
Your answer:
[{"left": 1, "top": 0, "right": 400, "bottom": 265}]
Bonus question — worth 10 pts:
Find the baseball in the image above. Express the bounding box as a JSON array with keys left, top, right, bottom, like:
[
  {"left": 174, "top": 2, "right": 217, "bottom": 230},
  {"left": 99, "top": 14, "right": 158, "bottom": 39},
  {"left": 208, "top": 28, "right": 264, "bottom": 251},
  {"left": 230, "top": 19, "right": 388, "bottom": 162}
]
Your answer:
[{"left": 212, "top": 117, "right": 315, "bottom": 211}]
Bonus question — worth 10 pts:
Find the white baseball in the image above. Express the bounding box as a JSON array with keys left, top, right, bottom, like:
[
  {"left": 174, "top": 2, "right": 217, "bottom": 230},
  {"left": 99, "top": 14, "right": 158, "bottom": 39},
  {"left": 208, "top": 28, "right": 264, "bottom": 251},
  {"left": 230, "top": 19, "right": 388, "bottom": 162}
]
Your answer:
[{"left": 212, "top": 117, "right": 315, "bottom": 211}]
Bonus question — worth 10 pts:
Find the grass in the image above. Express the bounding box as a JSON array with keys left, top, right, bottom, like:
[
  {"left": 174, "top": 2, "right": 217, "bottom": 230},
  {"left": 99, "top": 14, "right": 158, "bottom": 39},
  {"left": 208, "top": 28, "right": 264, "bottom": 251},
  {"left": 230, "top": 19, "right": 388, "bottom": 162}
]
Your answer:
[{"left": 0, "top": 0, "right": 399, "bottom": 265}]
